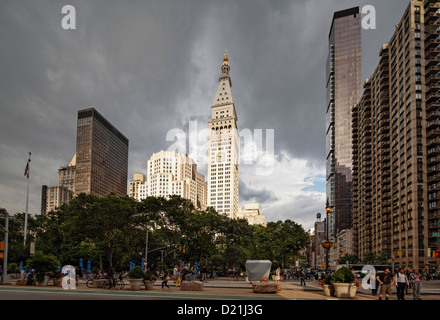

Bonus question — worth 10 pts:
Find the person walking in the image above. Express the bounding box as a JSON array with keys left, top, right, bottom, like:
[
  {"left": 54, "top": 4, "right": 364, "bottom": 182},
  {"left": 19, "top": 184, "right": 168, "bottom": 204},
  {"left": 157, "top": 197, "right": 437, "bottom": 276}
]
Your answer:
[
  {"left": 410, "top": 268, "right": 422, "bottom": 300},
  {"left": 201, "top": 265, "right": 208, "bottom": 283},
  {"left": 275, "top": 267, "right": 281, "bottom": 283},
  {"left": 300, "top": 269, "right": 306, "bottom": 286},
  {"left": 175, "top": 268, "right": 182, "bottom": 287},
  {"left": 377, "top": 267, "right": 394, "bottom": 300},
  {"left": 395, "top": 268, "right": 409, "bottom": 300},
  {"left": 161, "top": 272, "right": 170, "bottom": 289},
  {"left": 370, "top": 269, "right": 379, "bottom": 296}
]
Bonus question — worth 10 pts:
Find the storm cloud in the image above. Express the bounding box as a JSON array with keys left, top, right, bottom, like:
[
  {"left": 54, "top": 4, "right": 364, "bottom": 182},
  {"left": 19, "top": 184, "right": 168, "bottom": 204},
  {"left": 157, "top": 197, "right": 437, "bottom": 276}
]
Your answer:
[{"left": 0, "top": 0, "right": 409, "bottom": 231}]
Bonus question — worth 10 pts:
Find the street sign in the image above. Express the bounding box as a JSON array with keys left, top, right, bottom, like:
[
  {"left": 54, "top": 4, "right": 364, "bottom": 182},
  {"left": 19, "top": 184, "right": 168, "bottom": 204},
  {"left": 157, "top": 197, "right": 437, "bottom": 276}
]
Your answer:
[
  {"left": 30, "top": 242, "right": 35, "bottom": 255},
  {"left": 432, "top": 232, "right": 440, "bottom": 237},
  {"left": 0, "top": 241, "right": 4, "bottom": 251}
]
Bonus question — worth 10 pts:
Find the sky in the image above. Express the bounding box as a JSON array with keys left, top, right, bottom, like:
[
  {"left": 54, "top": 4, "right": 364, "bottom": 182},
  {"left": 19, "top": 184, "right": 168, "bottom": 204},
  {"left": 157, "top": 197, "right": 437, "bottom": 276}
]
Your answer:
[{"left": 0, "top": 0, "right": 411, "bottom": 232}]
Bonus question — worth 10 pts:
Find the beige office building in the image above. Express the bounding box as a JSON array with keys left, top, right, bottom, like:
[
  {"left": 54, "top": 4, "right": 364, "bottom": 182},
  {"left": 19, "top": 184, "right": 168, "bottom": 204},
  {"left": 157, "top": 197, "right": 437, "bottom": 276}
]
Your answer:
[
  {"left": 41, "top": 155, "right": 76, "bottom": 215},
  {"left": 236, "top": 203, "right": 266, "bottom": 226},
  {"left": 41, "top": 185, "right": 74, "bottom": 215},
  {"left": 129, "top": 173, "right": 145, "bottom": 199},
  {"left": 135, "top": 151, "right": 207, "bottom": 209}
]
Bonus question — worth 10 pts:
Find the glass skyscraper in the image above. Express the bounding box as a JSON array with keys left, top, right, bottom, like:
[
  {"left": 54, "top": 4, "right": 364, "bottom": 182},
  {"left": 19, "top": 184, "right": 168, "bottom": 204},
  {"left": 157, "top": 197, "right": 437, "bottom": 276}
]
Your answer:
[{"left": 326, "top": 7, "right": 362, "bottom": 238}]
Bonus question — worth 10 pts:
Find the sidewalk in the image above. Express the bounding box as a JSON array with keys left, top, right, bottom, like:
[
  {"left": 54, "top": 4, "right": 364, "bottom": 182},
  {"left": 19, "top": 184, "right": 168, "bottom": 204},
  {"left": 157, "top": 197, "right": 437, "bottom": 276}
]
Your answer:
[{"left": 2, "top": 278, "right": 376, "bottom": 300}]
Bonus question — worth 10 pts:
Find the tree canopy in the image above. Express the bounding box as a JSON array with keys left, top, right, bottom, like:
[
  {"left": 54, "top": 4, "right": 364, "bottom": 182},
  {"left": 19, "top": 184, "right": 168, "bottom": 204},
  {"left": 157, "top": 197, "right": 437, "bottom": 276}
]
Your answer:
[{"left": 0, "top": 194, "right": 310, "bottom": 275}]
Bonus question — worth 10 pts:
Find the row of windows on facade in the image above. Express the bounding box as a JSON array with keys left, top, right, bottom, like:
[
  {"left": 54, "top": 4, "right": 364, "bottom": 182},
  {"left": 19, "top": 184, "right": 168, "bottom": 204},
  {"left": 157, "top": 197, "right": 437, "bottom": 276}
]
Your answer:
[{"left": 211, "top": 175, "right": 231, "bottom": 179}]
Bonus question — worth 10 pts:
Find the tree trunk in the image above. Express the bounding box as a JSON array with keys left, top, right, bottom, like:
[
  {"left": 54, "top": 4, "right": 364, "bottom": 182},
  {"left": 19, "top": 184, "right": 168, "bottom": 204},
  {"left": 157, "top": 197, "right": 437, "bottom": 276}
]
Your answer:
[{"left": 109, "top": 247, "right": 114, "bottom": 268}]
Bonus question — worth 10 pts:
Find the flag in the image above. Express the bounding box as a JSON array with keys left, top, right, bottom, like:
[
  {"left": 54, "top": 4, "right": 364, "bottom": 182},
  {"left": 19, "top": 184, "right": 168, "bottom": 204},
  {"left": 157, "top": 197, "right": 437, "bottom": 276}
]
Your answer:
[
  {"left": 24, "top": 153, "right": 31, "bottom": 179},
  {"left": 24, "top": 161, "right": 29, "bottom": 178}
]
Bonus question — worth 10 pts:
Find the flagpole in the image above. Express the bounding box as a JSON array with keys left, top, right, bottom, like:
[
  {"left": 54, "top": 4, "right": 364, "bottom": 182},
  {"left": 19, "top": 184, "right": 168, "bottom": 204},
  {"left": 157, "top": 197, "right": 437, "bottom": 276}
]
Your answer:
[{"left": 23, "top": 152, "right": 31, "bottom": 247}]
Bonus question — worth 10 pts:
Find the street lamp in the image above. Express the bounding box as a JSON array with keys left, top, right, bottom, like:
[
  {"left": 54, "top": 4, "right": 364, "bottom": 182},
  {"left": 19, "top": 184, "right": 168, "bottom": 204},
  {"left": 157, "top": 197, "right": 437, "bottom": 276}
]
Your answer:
[{"left": 322, "top": 200, "right": 333, "bottom": 273}]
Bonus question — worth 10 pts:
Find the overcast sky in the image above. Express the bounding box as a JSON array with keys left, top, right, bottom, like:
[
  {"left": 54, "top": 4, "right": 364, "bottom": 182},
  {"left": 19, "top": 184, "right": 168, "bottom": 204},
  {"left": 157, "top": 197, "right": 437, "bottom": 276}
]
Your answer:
[{"left": 0, "top": 0, "right": 410, "bottom": 231}]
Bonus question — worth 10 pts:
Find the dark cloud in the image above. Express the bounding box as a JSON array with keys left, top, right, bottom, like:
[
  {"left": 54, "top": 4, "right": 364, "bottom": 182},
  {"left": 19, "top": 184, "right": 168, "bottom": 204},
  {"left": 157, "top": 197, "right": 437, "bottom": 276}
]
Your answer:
[
  {"left": 239, "top": 179, "right": 278, "bottom": 204},
  {"left": 0, "top": 0, "right": 410, "bottom": 227}
]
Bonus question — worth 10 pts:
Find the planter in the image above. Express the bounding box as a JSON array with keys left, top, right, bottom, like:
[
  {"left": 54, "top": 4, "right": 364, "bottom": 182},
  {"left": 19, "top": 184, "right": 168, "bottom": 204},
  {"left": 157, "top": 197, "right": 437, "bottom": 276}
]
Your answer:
[
  {"left": 129, "top": 278, "right": 144, "bottom": 291},
  {"left": 92, "top": 279, "right": 106, "bottom": 288},
  {"left": 36, "top": 275, "right": 50, "bottom": 286},
  {"left": 52, "top": 278, "right": 63, "bottom": 287},
  {"left": 322, "top": 284, "right": 335, "bottom": 296},
  {"left": 144, "top": 280, "right": 155, "bottom": 290},
  {"left": 333, "top": 283, "right": 353, "bottom": 298},
  {"left": 349, "top": 283, "right": 358, "bottom": 298}
]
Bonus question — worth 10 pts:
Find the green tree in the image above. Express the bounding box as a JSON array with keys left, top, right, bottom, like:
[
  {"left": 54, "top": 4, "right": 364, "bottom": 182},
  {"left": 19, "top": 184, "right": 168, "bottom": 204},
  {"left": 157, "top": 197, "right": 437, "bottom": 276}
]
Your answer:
[
  {"left": 26, "top": 251, "right": 59, "bottom": 282},
  {"left": 266, "top": 220, "right": 309, "bottom": 268}
]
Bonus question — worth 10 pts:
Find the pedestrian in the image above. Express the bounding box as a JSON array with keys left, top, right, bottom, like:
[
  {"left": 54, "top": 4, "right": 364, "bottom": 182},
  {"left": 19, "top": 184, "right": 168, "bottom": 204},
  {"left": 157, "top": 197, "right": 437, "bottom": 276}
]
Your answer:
[
  {"left": 162, "top": 272, "right": 170, "bottom": 289},
  {"left": 175, "top": 268, "right": 181, "bottom": 287},
  {"left": 300, "top": 269, "right": 306, "bottom": 286},
  {"left": 377, "top": 267, "right": 394, "bottom": 300},
  {"left": 410, "top": 268, "right": 422, "bottom": 300},
  {"left": 274, "top": 267, "right": 281, "bottom": 283},
  {"left": 395, "top": 268, "right": 409, "bottom": 300},
  {"left": 108, "top": 268, "right": 115, "bottom": 288},
  {"left": 370, "top": 269, "right": 378, "bottom": 296},
  {"left": 201, "top": 265, "right": 208, "bottom": 283}
]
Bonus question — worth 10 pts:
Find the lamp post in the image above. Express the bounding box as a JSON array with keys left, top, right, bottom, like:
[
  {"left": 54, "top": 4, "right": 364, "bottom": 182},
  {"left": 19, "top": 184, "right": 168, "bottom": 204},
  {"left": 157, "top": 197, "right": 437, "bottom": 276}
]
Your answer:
[{"left": 322, "top": 200, "right": 333, "bottom": 273}]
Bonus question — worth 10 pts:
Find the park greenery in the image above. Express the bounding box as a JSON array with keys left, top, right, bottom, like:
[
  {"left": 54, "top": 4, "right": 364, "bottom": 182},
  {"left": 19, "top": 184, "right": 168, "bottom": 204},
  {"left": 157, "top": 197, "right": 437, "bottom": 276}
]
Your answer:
[{"left": 0, "top": 194, "right": 310, "bottom": 276}]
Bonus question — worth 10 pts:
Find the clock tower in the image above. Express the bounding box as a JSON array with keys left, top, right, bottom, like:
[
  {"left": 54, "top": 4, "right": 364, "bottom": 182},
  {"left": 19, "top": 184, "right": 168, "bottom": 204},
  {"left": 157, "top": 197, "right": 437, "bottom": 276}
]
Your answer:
[{"left": 207, "top": 50, "right": 239, "bottom": 218}]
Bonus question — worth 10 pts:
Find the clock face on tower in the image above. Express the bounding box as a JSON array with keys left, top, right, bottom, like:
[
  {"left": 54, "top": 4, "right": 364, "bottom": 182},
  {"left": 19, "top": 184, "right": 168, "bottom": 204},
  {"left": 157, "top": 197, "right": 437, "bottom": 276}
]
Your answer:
[{"left": 216, "top": 151, "right": 225, "bottom": 164}]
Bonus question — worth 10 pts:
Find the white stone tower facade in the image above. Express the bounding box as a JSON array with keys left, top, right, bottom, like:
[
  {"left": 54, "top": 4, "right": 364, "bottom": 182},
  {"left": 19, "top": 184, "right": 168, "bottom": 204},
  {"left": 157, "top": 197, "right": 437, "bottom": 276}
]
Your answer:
[{"left": 207, "top": 50, "right": 239, "bottom": 218}]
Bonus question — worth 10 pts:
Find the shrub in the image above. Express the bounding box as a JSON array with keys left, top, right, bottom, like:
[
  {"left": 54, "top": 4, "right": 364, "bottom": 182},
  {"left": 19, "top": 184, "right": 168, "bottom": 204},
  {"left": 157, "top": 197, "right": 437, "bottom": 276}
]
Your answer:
[
  {"left": 26, "top": 251, "right": 59, "bottom": 281},
  {"left": 331, "top": 267, "right": 355, "bottom": 284},
  {"left": 128, "top": 266, "right": 145, "bottom": 279}
]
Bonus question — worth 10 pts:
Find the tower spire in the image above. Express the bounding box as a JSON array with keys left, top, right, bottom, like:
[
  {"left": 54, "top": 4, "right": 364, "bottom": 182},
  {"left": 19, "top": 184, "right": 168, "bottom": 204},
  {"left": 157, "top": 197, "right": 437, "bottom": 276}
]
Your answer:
[{"left": 222, "top": 49, "right": 229, "bottom": 66}]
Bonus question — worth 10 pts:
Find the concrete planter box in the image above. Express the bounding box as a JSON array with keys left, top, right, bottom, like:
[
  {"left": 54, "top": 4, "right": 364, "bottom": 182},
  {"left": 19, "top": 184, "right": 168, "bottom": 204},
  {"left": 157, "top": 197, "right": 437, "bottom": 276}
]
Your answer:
[
  {"left": 36, "top": 275, "right": 50, "bottom": 286},
  {"left": 322, "top": 284, "right": 335, "bottom": 296},
  {"left": 53, "top": 278, "right": 63, "bottom": 287},
  {"left": 180, "top": 281, "right": 204, "bottom": 291},
  {"left": 92, "top": 279, "right": 105, "bottom": 288},
  {"left": 333, "top": 283, "right": 357, "bottom": 298},
  {"left": 129, "top": 278, "right": 144, "bottom": 291},
  {"left": 144, "top": 280, "right": 155, "bottom": 290},
  {"left": 252, "top": 283, "right": 281, "bottom": 293}
]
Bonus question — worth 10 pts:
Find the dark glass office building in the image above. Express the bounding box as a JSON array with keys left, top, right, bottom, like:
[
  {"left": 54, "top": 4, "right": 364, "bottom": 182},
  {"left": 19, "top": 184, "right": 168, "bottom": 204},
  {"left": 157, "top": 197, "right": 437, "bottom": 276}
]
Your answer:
[
  {"left": 326, "top": 7, "right": 362, "bottom": 238},
  {"left": 75, "top": 108, "right": 129, "bottom": 197}
]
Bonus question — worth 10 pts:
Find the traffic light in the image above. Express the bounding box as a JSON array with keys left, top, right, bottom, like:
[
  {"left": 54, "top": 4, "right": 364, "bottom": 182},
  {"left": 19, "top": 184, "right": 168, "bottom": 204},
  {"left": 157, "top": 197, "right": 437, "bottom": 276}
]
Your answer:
[
  {"left": 326, "top": 205, "right": 331, "bottom": 216},
  {"left": 434, "top": 250, "right": 440, "bottom": 259}
]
